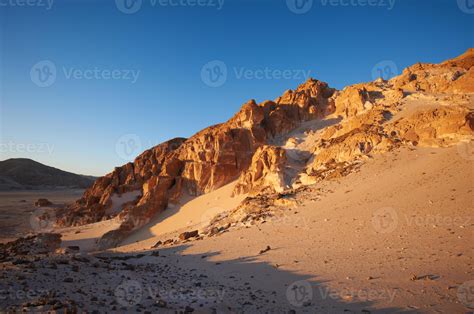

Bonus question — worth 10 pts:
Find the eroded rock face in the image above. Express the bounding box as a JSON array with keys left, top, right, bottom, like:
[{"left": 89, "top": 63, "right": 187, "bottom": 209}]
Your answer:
[
  {"left": 264, "top": 79, "right": 336, "bottom": 135},
  {"left": 386, "top": 106, "right": 473, "bottom": 147},
  {"left": 233, "top": 145, "right": 287, "bottom": 196},
  {"left": 61, "top": 79, "right": 336, "bottom": 248},
  {"left": 391, "top": 48, "right": 474, "bottom": 94},
  {"left": 333, "top": 85, "right": 377, "bottom": 118},
  {"left": 55, "top": 137, "right": 186, "bottom": 227},
  {"left": 62, "top": 49, "right": 474, "bottom": 249}
]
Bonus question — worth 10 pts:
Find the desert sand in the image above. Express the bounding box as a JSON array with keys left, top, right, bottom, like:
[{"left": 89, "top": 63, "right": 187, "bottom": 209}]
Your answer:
[
  {"left": 1, "top": 50, "right": 473, "bottom": 313},
  {"left": 0, "top": 189, "right": 83, "bottom": 244},
  {"left": 1, "top": 144, "right": 472, "bottom": 312}
]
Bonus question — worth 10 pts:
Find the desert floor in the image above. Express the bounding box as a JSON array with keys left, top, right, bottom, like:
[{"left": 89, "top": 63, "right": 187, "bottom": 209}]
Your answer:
[
  {"left": 0, "top": 189, "right": 83, "bottom": 244},
  {"left": 1, "top": 144, "right": 472, "bottom": 313}
]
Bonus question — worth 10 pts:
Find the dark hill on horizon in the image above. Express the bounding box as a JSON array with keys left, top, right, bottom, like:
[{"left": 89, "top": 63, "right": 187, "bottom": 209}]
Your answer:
[{"left": 0, "top": 158, "right": 96, "bottom": 191}]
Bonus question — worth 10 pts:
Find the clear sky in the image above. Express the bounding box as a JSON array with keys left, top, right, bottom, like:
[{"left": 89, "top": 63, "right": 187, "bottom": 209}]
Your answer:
[{"left": 1, "top": 0, "right": 473, "bottom": 176}]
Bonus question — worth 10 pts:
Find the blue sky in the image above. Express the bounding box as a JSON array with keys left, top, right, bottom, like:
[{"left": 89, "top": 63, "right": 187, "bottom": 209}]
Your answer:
[{"left": 1, "top": 0, "right": 473, "bottom": 176}]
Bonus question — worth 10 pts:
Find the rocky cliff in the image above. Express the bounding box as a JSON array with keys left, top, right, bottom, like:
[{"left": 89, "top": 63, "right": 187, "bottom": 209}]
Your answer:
[
  {"left": 56, "top": 49, "right": 474, "bottom": 249},
  {"left": 55, "top": 78, "right": 336, "bottom": 248}
]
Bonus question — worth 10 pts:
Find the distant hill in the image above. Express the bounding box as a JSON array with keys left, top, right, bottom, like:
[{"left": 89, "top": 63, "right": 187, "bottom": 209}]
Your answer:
[{"left": 0, "top": 158, "right": 96, "bottom": 190}]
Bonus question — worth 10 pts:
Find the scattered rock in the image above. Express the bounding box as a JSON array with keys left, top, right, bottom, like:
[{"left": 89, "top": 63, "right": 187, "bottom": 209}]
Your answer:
[
  {"left": 35, "top": 198, "right": 53, "bottom": 207},
  {"left": 259, "top": 246, "right": 271, "bottom": 254},
  {"left": 179, "top": 230, "right": 199, "bottom": 241},
  {"left": 152, "top": 240, "right": 162, "bottom": 248}
]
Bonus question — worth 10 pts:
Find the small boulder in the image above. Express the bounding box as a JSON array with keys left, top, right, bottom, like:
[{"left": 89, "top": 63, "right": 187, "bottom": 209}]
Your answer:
[
  {"left": 35, "top": 198, "right": 52, "bottom": 207},
  {"left": 178, "top": 230, "right": 199, "bottom": 241}
]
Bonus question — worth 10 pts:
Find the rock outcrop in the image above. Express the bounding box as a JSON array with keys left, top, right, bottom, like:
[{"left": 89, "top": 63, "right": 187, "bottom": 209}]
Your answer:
[
  {"left": 56, "top": 137, "right": 186, "bottom": 227},
  {"left": 59, "top": 79, "right": 336, "bottom": 248},
  {"left": 58, "top": 49, "right": 474, "bottom": 250},
  {"left": 233, "top": 145, "right": 287, "bottom": 196},
  {"left": 35, "top": 198, "right": 53, "bottom": 207},
  {"left": 391, "top": 48, "right": 474, "bottom": 94}
]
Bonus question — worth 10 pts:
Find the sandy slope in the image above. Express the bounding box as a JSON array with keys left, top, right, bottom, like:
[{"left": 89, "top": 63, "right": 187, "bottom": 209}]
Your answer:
[
  {"left": 121, "top": 181, "right": 247, "bottom": 247},
  {"left": 113, "top": 143, "right": 473, "bottom": 312},
  {"left": 55, "top": 181, "right": 246, "bottom": 252},
  {"left": 1, "top": 143, "right": 472, "bottom": 313}
]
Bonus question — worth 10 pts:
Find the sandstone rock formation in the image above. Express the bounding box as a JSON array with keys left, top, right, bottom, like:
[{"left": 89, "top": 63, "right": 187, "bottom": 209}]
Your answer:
[
  {"left": 233, "top": 145, "right": 287, "bottom": 196},
  {"left": 56, "top": 137, "right": 186, "bottom": 227},
  {"left": 58, "top": 78, "right": 336, "bottom": 248},
  {"left": 57, "top": 49, "right": 473, "bottom": 249},
  {"left": 391, "top": 48, "right": 474, "bottom": 94}
]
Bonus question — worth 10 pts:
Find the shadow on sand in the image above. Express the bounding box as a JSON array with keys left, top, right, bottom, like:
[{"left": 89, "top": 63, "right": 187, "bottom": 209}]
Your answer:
[{"left": 90, "top": 243, "right": 406, "bottom": 313}]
